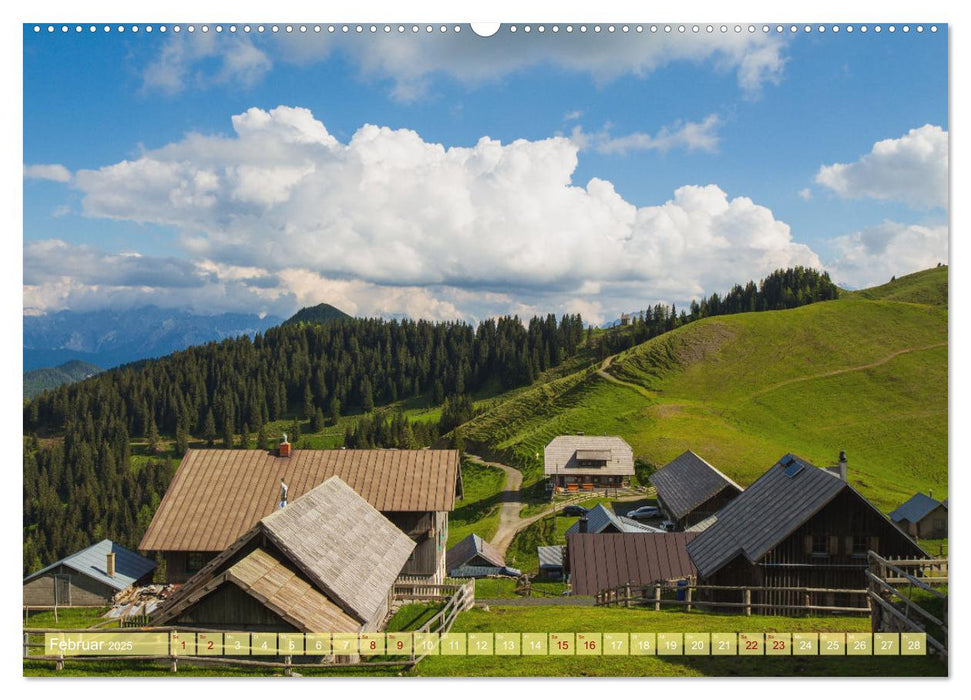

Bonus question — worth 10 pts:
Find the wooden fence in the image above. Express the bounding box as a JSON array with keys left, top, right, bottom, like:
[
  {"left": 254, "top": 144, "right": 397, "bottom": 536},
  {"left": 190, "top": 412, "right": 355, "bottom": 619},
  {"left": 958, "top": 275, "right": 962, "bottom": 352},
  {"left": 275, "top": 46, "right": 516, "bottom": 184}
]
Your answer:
[
  {"left": 595, "top": 581, "right": 870, "bottom": 615},
  {"left": 867, "top": 551, "right": 947, "bottom": 658},
  {"left": 24, "top": 579, "right": 475, "bottom": 674}
]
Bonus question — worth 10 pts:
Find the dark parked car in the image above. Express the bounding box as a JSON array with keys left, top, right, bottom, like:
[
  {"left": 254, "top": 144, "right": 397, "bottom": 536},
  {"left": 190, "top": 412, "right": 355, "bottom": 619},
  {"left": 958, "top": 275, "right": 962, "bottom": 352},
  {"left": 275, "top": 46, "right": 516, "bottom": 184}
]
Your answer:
[
  {"left": 562, "top": 504, "right": 589, "bottom": 517},
  {"left": 626, "top": 505, "right": 661, "bottom": 520}
]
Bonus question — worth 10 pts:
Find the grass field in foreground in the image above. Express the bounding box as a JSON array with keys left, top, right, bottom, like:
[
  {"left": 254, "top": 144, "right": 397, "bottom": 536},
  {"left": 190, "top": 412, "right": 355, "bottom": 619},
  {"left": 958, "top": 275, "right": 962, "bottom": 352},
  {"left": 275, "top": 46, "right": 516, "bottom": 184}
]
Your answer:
[{"left": 22, "top": 605, "right": 947, "bottom": 678}]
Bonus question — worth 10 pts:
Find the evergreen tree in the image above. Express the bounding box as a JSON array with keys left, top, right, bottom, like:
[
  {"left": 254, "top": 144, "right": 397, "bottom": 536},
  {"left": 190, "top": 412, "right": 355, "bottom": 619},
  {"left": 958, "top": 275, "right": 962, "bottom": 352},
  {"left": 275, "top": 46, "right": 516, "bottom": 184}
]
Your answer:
[
  {"left": 329, "top": 397, "right": 341, "bottom": 426},
  {"left": 174, "top": 424, "right": 189, "bottom": 457},
  {"left": 203, "top": 408, "right": 216, "bottom": 447},
  {"left": 239, "top": 423, "right": 250, "bottom": 449},
  {"left": 311, "top": 407, "right": 325, "bottom": 433},
  {"left": 256, "top": 423, "right": 269, "bottom": 451}
]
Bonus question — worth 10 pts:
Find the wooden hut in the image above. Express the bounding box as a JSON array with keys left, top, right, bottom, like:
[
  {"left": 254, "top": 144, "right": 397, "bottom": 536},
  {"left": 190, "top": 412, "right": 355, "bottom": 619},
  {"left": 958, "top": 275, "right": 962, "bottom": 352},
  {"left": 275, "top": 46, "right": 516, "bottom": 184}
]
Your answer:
[
  {"left": 445, "top": 534, "right": 520, "bottom": 577},
  {"left": 650, "top": 450, "right": 743, "bottom": 529},
  {"left": 544, "top": 435, "right": 634, "bottom": 491},
  {"left": 889, "top": 492, "right": 948, "bottom": 539},
  {"left": 139, "top": 447, "right": 460, "bottom": 584},
  {"left": 23, "top": 539, "right": 156, "bottom": 607},
  {"left": 685, "top": 453, "right": 927, "bottom": 613},
  {"left": 151, "top": 476, "right": 415, "bottom": 632}
]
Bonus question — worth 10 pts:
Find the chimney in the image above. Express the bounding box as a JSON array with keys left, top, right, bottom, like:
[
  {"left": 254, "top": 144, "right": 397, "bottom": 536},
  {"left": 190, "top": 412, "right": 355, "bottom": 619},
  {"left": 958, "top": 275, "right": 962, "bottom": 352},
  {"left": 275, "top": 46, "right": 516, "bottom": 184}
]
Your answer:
[
  {"left": 838, "top": 450, "right": 848, "bottom": 482},
  {"left": 279, "top": 433, "right": 292, "bottom": 458},
  {"left": 106, "top": 552, "right": 116, "bottom": 578},
  {"left": 279, "top": 478, "right": 289, "bottom": 509},
  {"left": 578, "top": 516, "right": 588, "bottom": 534}
]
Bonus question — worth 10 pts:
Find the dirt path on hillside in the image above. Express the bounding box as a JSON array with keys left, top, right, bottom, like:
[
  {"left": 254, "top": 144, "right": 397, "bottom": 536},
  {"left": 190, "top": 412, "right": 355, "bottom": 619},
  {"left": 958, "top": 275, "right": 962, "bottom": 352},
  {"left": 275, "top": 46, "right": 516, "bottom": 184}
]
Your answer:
[
  {"left": 466, "top": 453, "right": 653, "bottom": 557},
  {"left": 595, "top": 354, "right": 655, "bottom": 399},
  {"left": 748, "top": 342, "right": 947, "bottom": 399}
]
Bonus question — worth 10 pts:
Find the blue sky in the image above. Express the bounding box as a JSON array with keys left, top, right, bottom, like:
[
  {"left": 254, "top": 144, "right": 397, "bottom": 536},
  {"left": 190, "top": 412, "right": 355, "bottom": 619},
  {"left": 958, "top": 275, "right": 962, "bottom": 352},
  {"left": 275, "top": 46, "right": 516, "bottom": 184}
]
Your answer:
[{"left": 23, "top": 23, "right": 949, "bottom": 323}]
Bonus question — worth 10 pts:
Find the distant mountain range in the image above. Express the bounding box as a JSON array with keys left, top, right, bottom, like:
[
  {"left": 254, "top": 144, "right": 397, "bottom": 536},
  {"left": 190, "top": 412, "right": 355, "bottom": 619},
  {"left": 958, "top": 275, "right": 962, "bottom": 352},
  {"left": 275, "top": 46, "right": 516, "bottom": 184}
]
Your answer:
[
  {"left": 23, "top": 360, "right": 103, "bottom": 399},
  {"left": 23, "top": 306, "right": 285, "bottom": 372}
]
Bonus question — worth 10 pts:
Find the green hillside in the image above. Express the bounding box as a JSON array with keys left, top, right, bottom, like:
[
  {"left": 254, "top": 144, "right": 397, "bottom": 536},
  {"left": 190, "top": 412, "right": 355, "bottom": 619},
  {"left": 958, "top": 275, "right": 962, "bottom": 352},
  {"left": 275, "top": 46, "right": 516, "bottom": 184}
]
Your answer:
[
  {"left": 850, "top": 264, "right": 948, "bottom": 306},
  {"left": 462, "top": 270, "right": 947, "bottom": 513},
  {"left": 283, "top": 302, "right": 352, "bottom": 326},
  {"left": 23, "top": 359, "right": 102, "bottom": 399}
]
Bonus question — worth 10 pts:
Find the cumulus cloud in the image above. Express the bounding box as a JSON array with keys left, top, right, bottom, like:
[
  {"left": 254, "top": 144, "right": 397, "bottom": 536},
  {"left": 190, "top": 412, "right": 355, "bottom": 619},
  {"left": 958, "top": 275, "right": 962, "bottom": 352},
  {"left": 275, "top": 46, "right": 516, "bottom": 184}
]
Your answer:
[
  {"left": 142, "top": 33, "right": 272, "bottom": 94},
  {"left": 798, "top": 188, "right": 812, "bottom": 201},
  {"left": 75, "top": 107, "right": 818, "bottom": 302},
  {"left": 24, "top": 163, "right": 71, "bottom": 182},
  {"left": 815, "top": 125, "right": 948, "bottom": 209},
  {"left": 570, "top": 114, "right": 720, "bottom": 155},
  {"left": 145, "top": 29, "right": 787, "bottom": 100},
  {"left": 54, "top": 105, "right": 825, "bottom": 322},
  {"left": 828, "top": 221, "right": 948, "bottom": 289}
]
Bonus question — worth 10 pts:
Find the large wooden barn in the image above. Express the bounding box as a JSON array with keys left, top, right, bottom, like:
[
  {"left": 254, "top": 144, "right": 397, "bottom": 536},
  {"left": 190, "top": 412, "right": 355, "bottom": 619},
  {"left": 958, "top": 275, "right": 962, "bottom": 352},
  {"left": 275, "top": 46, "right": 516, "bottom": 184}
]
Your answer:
[
  {"left": 544, "top": 435, "right": 635, "bottom": 491},
  {"left": 650, "top": 450, "right": 743, "bottom": 529},
  {"left": 151, "top": 476, "right": 415, "bottom": 632},
  {"left": 685, "top": 453, "right": 927, "bottom": 612},
  {"left": 23, "top": 539, "right": 156, "bottom": 607},
  {"left": 139, "top": 446, "right": 461, "bottom": 584}
]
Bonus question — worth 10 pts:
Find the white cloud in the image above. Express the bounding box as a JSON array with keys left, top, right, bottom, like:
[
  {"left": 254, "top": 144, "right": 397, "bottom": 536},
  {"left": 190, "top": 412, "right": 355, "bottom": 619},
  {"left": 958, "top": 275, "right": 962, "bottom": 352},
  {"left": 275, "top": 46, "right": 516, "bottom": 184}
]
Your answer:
[
  {"left": 828, "top": 221, "right": 948, "bottom": 289},
  {"left": 145, "top": 30, "right": 787, "bottom": 101},
  {"left": 563, "top": 110, "right": 583, "bottom": 122},
  {"left": 815, "top": 125, "right": 948, "bottom": 209},
  {"left": 570, "top": 114, "right": 720, "bottom": 155},
  {"left": 142, "top": 33, "right": 272, "bottom": 95},
  {"left": 24, "top": 163, "right": 71, "bottom": 182},
  {"left": 798, "top": 188, "right": 812, "bottom": 201},
  {"left": 56, "top": 105, "right": 823, "bottom": 321}
]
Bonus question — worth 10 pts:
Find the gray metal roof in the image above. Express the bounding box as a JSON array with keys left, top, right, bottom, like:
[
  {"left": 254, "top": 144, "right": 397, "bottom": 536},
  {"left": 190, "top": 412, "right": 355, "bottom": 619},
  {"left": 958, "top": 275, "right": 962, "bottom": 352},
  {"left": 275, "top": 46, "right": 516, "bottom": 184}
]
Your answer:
[
  {"left": 24, "top": 539, "right": 156, "bottom": 592},
  {"left": 889, "top": 492, "right": 945, "bottom": 524},
  {"left": 686, "top": 454, "right": 848, "bottom": 578},
  {"left": 446, "top": 533, "right": 506, "bottom": 571},
  {"left": 448, "top": 565, "right": 522, "bottom": 579},
  {"left": 565, "top": 504, "right": 664, "bottom": 535},
  {"left": 538, "top": 545, "right": 565, "bottom": 569},
  {"left": 650, "top": 450, "right": 743, "bottom": 521},
  {"left": 544, "top": 436, "right": 635, "bottom": 477}
]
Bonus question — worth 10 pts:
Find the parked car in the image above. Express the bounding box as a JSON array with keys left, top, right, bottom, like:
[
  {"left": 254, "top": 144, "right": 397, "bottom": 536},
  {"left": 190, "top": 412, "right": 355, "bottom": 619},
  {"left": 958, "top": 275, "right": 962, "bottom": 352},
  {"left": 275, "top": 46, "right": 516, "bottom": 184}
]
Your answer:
[
  {"left": 626, "top": 505, "right": 661, "bottom": 520},
  {"left": 661, "top": 520, "right": 677, "bottom": 532},
  {"left": 561, "top": 504, "right": 589, "bottom": 517}
]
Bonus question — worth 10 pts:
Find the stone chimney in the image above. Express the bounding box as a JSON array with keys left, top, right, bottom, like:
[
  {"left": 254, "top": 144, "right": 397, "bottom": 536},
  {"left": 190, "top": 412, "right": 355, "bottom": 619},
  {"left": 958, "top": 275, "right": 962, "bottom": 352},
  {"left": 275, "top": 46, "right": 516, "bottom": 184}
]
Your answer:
[
  {"left": 578, "top": 516, "right": 588, "bottom": 534},
  {"left": 106, "top": 552, "right": 116, "bottom": 578},
  {"left": 279, "top": 433, "right": 292, "bottom": 458},
  {"left": 838, "top": 450, "right": 847, "bottom": 482}
]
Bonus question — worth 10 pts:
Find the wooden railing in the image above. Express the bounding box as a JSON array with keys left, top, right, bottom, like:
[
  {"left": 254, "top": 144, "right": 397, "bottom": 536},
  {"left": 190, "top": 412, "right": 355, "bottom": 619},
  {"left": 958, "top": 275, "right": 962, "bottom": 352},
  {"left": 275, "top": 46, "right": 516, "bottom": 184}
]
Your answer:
[
  {"left": 867, "top": 551, "right": 947, "bottom": 658},
  {"left": 595, "top": 582, "right": 870, "bottom": 615},
  {"left": 24, "top": 579, "right": 476, "bottom": 674}
]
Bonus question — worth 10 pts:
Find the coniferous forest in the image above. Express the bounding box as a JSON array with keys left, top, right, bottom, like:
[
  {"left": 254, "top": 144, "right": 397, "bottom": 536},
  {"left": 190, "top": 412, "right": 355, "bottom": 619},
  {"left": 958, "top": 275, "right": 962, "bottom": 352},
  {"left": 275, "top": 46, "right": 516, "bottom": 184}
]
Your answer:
[{"left": 23, "top": 267, "right": 839, "bottom": 574}]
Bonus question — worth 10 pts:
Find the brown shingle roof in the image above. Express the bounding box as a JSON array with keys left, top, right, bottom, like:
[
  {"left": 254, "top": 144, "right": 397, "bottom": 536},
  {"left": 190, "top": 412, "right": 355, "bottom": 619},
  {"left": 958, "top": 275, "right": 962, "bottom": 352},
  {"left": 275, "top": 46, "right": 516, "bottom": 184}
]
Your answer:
[
  {"left": 224, "top": 548, "right": 360, "bottom": 632},
  {"left": 140, "top": 448, "right": 459, "bottom": 553},
  {"left": 544, "top": 436, "right": 634, "bottom": 477},
  {"left": 567, "top": 533, "right": 698, "bottom": 596}
]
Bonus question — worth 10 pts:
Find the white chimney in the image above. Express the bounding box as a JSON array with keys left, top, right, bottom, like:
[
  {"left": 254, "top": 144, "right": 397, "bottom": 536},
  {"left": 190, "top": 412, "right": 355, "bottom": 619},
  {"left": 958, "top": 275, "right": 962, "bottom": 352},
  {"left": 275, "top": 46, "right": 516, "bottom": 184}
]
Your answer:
[
  {"left": 106, "top": 552, "right": 116, "bottom": 578},
  {"left": 279, "top": 478, "right": 289, "bottom": 509},
  {"left": 838, "top": 450, "right": 848, "bottom": 482}
]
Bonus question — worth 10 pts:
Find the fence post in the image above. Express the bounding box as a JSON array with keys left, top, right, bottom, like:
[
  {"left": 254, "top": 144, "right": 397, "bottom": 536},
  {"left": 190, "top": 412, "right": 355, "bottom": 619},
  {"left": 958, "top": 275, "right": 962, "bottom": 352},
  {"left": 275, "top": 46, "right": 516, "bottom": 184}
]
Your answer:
[
  {"left": 654, "top": 585, "right": 661, "bottom": 612},
  {"left": 22, "top": 632, "right": 28, "bottom": 659},
  {"left": 686, "top": 586, "right": 693, "bottom": 613},
  {"left": 804, "top": 593, "right": 811, "bottom": 617},
  {"left": 170, "top": 657, "right": 178, "bottom": 673},
  {"left": 744, "top": 588, "right": 752, "bottom": 616},
  {"left": 55, "top": 654, "right": 64, "bottom": 672},
  {"left": 284, "top": 655, "right": 292, "bottom": 677},
  {"left": 625, "top": 584, "right": 631, "bottom": 608}
]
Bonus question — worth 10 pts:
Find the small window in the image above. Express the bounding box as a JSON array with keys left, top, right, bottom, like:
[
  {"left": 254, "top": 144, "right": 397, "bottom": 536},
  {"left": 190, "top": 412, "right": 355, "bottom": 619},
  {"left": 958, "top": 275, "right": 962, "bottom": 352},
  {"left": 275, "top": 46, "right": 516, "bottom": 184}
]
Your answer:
[
  {"left": 186, "top": 553, "right": 206, "bottom": 574},
  {"left": 852, "top": 535, "right": 868, "bottom": 556},
  {"left": 811, "top": 534, "right": 828, "bottom": 556}
]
